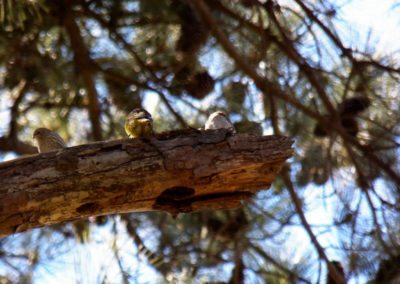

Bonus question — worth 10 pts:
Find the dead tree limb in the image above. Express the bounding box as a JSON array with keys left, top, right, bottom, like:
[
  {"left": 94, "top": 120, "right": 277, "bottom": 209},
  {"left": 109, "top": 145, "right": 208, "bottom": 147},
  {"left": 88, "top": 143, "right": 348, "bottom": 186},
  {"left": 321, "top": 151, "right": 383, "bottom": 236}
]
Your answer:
[{"left": 0, "top": 130, "right": 293, "bottom": 237}]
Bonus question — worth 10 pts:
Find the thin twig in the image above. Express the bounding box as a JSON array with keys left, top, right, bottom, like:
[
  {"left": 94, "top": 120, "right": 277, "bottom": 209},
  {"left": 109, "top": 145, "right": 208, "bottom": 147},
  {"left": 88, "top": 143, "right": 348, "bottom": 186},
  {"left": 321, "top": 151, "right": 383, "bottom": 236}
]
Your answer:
[{"left": 63, "top": 0, "right": 103, "bottom": 141}]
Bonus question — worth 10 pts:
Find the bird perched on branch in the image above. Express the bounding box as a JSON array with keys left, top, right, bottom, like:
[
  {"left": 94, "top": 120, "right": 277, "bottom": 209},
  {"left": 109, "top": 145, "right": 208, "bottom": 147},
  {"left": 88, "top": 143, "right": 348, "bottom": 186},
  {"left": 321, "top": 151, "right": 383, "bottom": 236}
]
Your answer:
[
  {"left": 205, "top": 111, "right": 236, "bottom": 134},
  {"left": 124, "top": 108, "right": 154, "bottom": 139},
  {"left": 33, "top": 127, "right": 66, "bottom": 153}
]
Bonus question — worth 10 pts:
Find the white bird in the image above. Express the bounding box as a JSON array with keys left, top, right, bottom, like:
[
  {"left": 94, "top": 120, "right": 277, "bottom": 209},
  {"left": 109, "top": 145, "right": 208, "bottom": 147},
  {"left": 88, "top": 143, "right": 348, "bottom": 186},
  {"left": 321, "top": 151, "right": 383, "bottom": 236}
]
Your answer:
[{"left": 205, "top": 111, "right": 236, "bottom": 134}]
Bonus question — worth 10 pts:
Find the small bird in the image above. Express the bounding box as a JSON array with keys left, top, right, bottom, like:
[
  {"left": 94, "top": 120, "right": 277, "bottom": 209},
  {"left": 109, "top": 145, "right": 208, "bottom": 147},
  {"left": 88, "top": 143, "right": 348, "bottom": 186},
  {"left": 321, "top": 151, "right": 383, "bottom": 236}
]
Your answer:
[
  {"left": 124, "top": 108, "right": 154, "bottom": 139},
  {"left": 33, "top": 127, "right": 66, "bottom": 153},
  {"left": 205, "top": 111, "right": 236, "bottom": 134}
]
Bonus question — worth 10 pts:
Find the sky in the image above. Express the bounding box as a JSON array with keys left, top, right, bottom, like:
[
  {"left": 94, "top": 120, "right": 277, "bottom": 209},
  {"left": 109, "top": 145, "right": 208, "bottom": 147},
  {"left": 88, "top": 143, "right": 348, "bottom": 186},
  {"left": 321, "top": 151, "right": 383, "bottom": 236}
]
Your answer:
[{"left": 339, "top": 0, "right": 400, "bottom": 54}]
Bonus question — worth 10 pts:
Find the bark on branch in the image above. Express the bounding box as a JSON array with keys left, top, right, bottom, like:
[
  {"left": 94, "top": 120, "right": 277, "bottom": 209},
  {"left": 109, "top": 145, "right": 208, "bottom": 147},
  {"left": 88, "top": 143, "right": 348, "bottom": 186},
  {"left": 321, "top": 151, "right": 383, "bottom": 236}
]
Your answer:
[{"left": 0, "top": 130, "right": 293, "bottom": 237}]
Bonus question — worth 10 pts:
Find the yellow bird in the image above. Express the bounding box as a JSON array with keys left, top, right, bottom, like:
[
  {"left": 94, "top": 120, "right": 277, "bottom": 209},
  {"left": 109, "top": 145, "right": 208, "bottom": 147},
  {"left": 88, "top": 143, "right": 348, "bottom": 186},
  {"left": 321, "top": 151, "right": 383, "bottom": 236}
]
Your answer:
[{"left": 124, "top": 108, "right": 154, "bottom": 139}]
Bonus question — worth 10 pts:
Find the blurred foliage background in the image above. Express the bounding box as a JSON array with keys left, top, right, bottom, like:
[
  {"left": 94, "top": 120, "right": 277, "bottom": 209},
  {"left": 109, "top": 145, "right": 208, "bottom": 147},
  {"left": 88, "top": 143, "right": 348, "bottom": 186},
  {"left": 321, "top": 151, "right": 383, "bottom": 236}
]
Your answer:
[{"left": 0, "top": 0, "right": 399, "bottom": 283}]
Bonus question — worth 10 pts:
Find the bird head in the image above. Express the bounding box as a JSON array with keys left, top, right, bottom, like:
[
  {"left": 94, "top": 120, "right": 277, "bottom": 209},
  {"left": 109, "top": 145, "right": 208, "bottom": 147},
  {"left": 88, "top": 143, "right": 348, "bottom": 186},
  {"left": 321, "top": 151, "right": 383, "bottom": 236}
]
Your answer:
[
  {"left": 33, "top": 127, "right": 52, "bottom": 139},
  {"left": 128, "top": 108, "right": 152, "bottom": 121}
]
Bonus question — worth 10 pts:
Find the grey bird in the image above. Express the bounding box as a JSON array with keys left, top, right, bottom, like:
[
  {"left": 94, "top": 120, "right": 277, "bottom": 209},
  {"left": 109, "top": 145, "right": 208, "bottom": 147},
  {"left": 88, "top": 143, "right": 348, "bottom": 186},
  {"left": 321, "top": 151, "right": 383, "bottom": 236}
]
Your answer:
[
  {"left": 205, "top": 111, "right": 236, "bottom": 134},
  {"left": 33, "top": 127, "right": 66, "bottom": 153}
]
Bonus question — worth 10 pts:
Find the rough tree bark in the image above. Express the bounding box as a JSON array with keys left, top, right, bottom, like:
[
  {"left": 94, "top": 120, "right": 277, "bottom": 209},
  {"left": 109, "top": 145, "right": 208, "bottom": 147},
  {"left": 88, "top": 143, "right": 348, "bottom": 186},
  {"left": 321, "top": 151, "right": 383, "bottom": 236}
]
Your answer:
[{"left": 0, "top": 130, "right": 293, "bottom": 237}]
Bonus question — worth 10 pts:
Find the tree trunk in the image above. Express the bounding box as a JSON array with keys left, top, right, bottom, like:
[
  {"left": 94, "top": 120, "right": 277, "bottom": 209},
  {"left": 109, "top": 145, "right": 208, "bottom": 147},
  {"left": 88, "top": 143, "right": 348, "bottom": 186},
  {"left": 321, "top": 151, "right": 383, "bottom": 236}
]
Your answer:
[{"left": 0, "top": 129, "right": 293, "bottom": 237}]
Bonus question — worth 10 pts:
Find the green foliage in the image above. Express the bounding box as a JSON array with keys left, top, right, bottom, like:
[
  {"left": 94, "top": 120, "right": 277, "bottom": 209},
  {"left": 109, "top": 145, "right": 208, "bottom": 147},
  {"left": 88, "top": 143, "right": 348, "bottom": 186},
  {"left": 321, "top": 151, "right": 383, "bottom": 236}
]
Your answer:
[{"left": 0, "top": 0, "right": 48, "bottom": 30}]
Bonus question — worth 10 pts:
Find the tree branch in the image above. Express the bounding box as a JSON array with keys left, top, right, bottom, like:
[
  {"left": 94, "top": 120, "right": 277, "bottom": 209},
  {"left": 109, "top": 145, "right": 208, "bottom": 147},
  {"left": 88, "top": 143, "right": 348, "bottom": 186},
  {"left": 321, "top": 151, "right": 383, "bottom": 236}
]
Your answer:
[
  {"left": 249, "top": 242, "right": 312, "bottom": 284},
  {"left": 0, "top": 130, "right": 293, "bottom": 237},
  {"left": 282, "top": 169, "right": 345, "bottom": 284},
  {"left": 97, "top": 65, "right": 188, "bottom": 128},
  {"left": 9, "top": 80, "right": 28, "bottom": 140},
  {"left": 63, "top": 0, "right": 103, "bottom": 141},
  {"left": 0, "top": 136, "right": 37, "bottom": 155}
]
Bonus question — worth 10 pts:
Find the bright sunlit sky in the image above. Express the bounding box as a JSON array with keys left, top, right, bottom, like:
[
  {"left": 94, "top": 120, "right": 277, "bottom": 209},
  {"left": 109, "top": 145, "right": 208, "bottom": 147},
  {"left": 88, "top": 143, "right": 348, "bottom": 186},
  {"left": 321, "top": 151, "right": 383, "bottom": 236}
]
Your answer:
[
  {"left": 1, "top": 1, "right": 399, "bottom": 283},
  {"left": 339, "top": 0, "right": 400, "bottom": 54}
]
